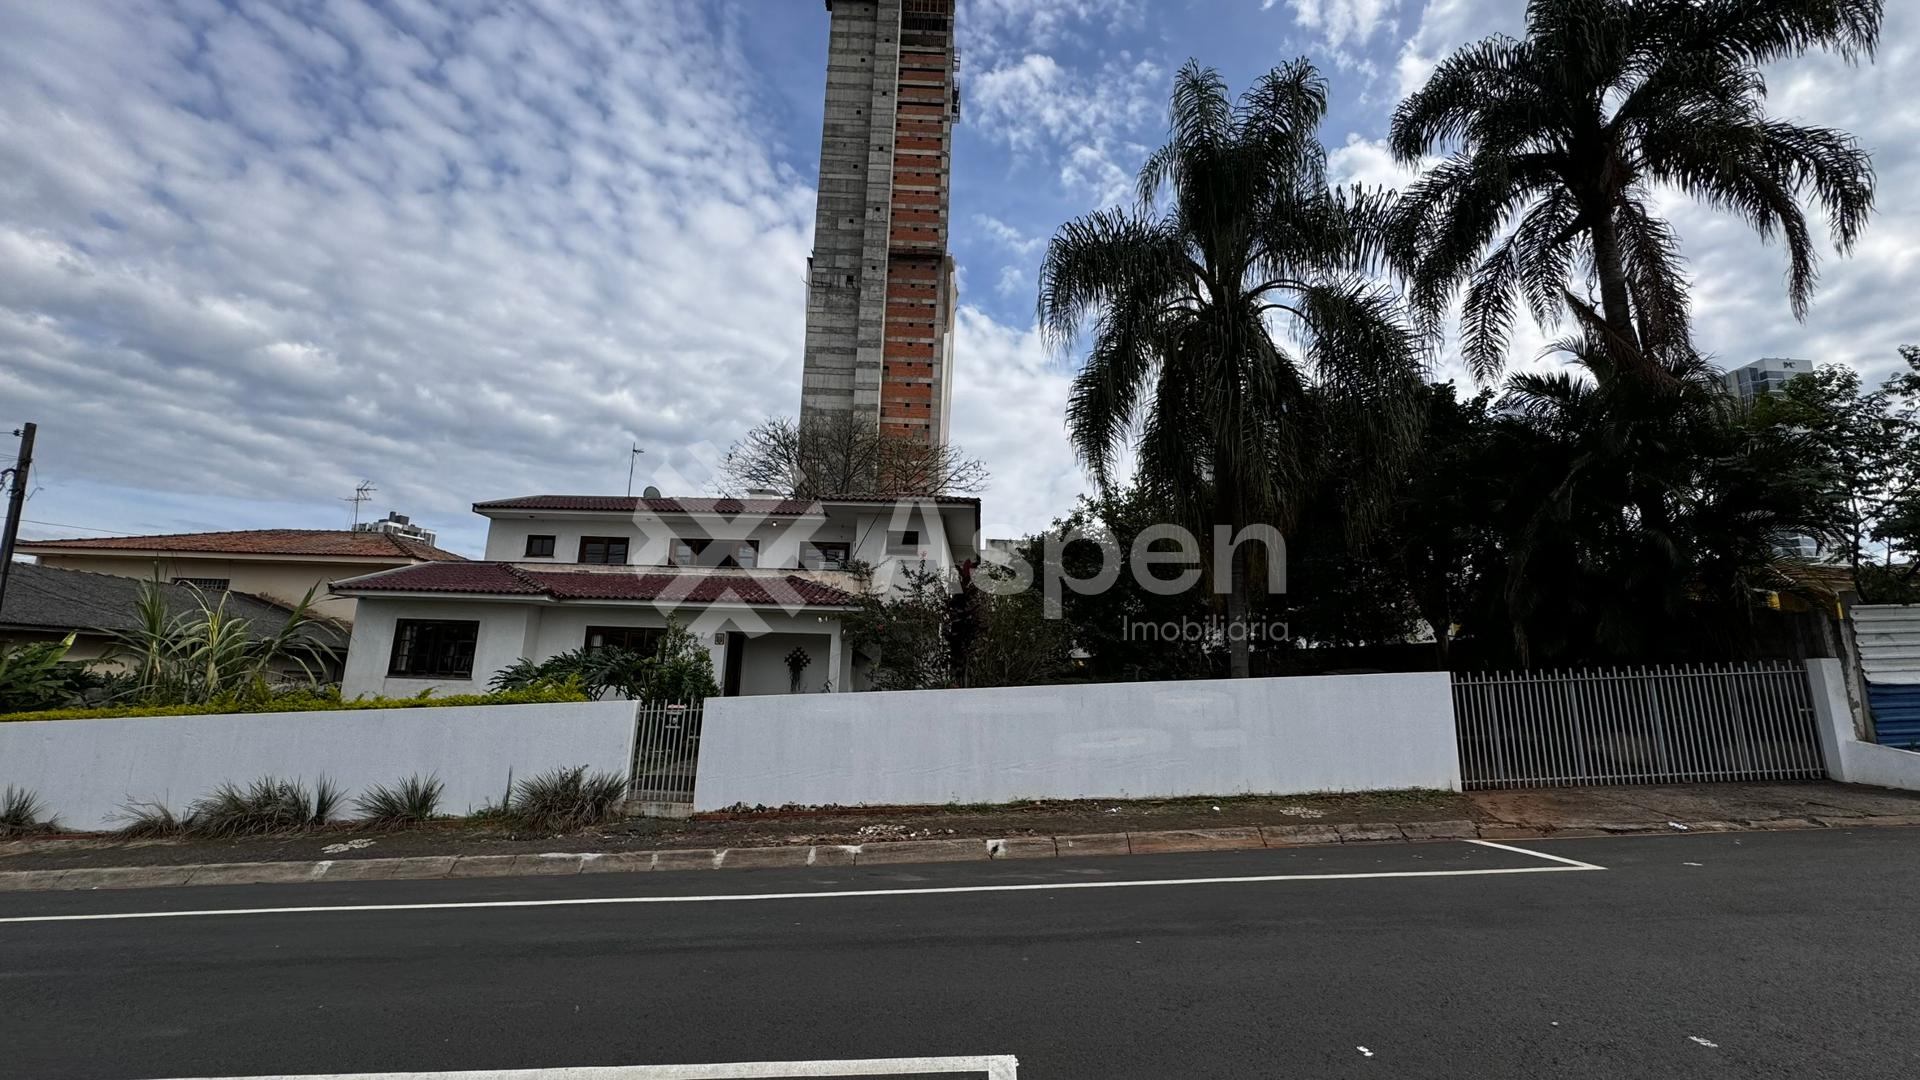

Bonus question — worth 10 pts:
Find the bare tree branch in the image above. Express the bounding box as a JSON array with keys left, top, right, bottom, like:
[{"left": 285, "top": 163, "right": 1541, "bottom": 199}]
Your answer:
[{"left": 720, "top": 414, "right": 989, "bottom": 498}]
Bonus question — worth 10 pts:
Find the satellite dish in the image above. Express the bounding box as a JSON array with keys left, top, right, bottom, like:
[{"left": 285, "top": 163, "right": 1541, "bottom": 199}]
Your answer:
[{"left": 641, "top": 485, "right": 662, "bottom": 499}]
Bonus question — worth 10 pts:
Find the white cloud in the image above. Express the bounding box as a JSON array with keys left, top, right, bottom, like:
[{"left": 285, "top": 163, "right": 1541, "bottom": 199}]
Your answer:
[
  {"left": 974, "top": 214, "right": 1045, "bottom": 256},
  {"left": 948, "top": 307, "right": 1087, "bottom": 537},
  {"left": 0, "top": 0, "right": 817, "bottom": 553},
  {"left": 1392, "top": 0, "right": 1515, "bottom": 100},
  {"left": 1282, "top": 0, "right": 1403, "bottom": 51},
  {"left": 1326, "top": 134, "right": 1417, "bottom": 188},
  {"left": 966, "top": 49, "right": 1161, "bottom": 208},
  {"left": 967, "top": 52, "right": 1162, "bottom": 153},
  {"left": 960, "top": 0, "right": 1145, "bottom": 65}
]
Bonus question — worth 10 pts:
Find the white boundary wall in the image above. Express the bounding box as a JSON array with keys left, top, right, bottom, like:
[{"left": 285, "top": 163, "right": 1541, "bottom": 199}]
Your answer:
[
  {"left": 1807, "top": 658, "right": 1920, "bottom": 791},
  {"left": 0, "top": 700, "right": 637, "bottom": 831},
  {"left": 694, "top": 672, "right": 1460, "bottom": 810}
]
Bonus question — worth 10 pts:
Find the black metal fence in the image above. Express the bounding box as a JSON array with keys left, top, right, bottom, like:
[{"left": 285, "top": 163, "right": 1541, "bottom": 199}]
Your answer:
[{"left": 1452, "top": 662, "right": 1826, "bottom": 789}]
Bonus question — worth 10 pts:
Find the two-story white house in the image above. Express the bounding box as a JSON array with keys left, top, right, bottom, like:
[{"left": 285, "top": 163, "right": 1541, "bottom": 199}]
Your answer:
[{"left": 331, "top": 494, "right": 981, "bottom": 699}]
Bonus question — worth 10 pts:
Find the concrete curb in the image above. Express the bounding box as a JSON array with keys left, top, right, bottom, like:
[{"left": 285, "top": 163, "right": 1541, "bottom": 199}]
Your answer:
[{"left": 3, "top": 815, "right": 1917, "bottom": 895}]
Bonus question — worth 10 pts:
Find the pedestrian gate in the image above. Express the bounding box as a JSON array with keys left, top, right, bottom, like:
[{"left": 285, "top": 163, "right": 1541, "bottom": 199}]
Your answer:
[
  {"left": 630, "top": 701, "right": 703, "bottom": 806},
  {"left": 1452, "top": 662, "right": 1827, "bottom": 789}
]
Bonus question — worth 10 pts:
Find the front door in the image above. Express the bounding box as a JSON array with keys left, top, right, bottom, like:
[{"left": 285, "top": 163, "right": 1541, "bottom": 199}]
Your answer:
[{"left": 721, "top": 630, "right": 745, "bottom": 696}]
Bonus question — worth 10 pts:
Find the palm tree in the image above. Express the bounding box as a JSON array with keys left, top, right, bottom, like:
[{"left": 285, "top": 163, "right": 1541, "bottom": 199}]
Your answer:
[
  {"left": 1479, "top": 334, "right": 1845, "bottom": 661},
  {"left": 1038, "top": 59, "right": 1426, "bottom": 677},
  {"left": 1389, "top": 0, "right": 1879, "bottom": 384}
]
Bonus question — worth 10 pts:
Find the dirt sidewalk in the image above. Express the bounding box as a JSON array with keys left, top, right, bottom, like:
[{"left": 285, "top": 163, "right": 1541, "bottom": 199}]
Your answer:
[{"left": 5, "top": 782, "right": 1918, "bottom": 877}]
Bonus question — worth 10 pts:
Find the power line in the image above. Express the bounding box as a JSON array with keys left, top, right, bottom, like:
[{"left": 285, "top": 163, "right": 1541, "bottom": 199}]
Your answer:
[{"left": 21, "top": 517, "right": 123, "bottom": 535}]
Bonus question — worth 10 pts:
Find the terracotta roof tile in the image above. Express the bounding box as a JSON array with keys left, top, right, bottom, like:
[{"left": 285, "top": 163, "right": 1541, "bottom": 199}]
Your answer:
[
  {"left": 18, "top": 529, "right": 465, "bottom": 562},
  {"left": 527, "top": 570, "right": 856, "bottom": 607},
  {"left": 473, "top": 495, "right": 820, "bottom": 516},
  {"left": 333, "top": 562, "right": 545, "bottom": 594},
  {"left": 473, "top": 494, "right": 981, "bottom": 515},
  {"left": 334, "top": 562, "right": 856, "bottom": 608}
]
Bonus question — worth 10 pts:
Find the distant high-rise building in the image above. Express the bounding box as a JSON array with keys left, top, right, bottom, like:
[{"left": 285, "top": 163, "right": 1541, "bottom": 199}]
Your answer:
[
  {"left": 1724, "top": 356, "right": 1813, "bottom": 400},
  {"left": 352, "top": 511, "right": 438, "bottom": 547},
  {"left": 800, "top": 0, "right": 960, "bottom": 447}
]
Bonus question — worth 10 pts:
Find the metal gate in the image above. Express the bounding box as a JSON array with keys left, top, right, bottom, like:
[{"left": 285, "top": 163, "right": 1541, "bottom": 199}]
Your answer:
[
  {"left": 629, "top": 701, "right": 703, "bottom": 806},
  {"left": 1452, "top": 662, "right": 1826, "bottom": 789}
]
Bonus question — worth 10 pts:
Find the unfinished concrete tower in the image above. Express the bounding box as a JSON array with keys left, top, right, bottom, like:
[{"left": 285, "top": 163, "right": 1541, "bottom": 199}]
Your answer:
[{"left": 800, "top": 0, "right": 960, "bottom": 446}]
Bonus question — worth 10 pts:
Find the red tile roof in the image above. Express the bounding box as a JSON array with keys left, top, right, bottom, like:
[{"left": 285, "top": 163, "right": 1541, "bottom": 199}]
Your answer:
[
  {"left": 18, "top": 529, "right": 465, "bottom": 562},
  {"left": 334, "top": 562, "right": 857, "bottom": 608},
  {"left": 332, "top": 561, "right": 545, "bottom": 595},
  {"left": 474, "top": 495, "right": 821, "bottom": 516},
  {"left": 473, "top": 494, "right": 981, "bottom": 515}
]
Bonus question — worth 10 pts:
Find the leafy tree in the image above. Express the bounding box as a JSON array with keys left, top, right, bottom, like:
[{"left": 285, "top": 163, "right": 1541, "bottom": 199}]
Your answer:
[
  {"left": 721, "top": 413, "right": 988, "bottom": 497},
  {"left": 1749, "top": 348, "right": 1920, "bottom": 601},
  {"left": 1390, "top": 0, "right": 1880, "bottom": 384},
  {"left": 1021, "top": 488, "right": 1222, "bottom": 683},
  {"left": 1292, "top": 383, "right": 1500, "bottom": 664},
  {"left": 952, "top": 563, "right": 1075, "bottom": 688},
  {"left": 836, "top": 559, "right": 1074, "bottom": 690},
  {"left": 839, "top": 561, "right": 956, "bottom": 691},
  {"left": 1463, "top": 351, "right": 1845, "bottom": 663},
  {"left": 1038, "top": 59, "right": 1424, "bottom": 677},
  {"left": 639, "top": 619, "right": 722, "bottom": 703}
]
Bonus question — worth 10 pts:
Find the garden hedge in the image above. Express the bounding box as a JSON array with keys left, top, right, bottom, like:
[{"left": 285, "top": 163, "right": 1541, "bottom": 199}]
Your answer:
[{"left": 0, "top": 684, "right": 590, "bottom": 723}]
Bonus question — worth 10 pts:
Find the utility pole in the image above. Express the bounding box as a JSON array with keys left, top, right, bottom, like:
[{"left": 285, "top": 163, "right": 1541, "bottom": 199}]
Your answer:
[
  {"left": 0, "top": 422, "right": 36, "bottom": 618},
  {"left": 626, "top": 445, "right": 646, "bottom": 497}
]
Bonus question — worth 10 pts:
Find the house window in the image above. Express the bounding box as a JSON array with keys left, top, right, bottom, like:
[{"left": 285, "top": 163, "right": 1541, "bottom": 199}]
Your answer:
[
  {"left": 801, "top": 541, "right": 851, "bottom": 570},
  {"left": 670, "top": 538, "right": 759, "bottom": 569},
  {"left": 172, "top": 577, "right": 230, "bottom": 592},
  {"left": 585, "top": 625, "right": 663, "bottom": 656},
  {"left": 388, "top": 619, "right": 479, "bottom": 679},
  {"left": 578, "top": 536, "right": 630, "bottom": 564},
  {"left": 524, "top": 534, "right": 556, "bottom": 558}
]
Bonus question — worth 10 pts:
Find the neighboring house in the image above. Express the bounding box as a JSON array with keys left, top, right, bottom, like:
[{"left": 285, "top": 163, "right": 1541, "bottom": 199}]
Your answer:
[
  {"left": 17, "top": 528, "right": 465, "bottom": 623},
  {"left": 0, "top": 561, "right": 347, "bottom": 676},
  {"left": 330, "top": 494, "right": 981, "bottom": 699}
]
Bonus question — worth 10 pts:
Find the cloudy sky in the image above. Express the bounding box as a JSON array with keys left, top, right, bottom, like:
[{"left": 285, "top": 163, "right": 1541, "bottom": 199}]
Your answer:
[{"left": 1, "top": 0, "right": 1914, "bottom": 555}]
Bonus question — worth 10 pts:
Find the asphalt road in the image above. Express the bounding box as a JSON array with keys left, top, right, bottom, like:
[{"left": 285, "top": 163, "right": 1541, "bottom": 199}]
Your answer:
[{"left": 3, "top": 827, "right": 1916, "bottom": 1079}]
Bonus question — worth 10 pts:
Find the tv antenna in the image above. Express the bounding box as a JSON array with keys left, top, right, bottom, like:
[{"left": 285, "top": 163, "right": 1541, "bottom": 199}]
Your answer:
[
  {"left": 342, "top": 480, "right": 376, "bottom": 527},
  {"left": 625, "top": 445, "right": 646, "bottom": 497}
]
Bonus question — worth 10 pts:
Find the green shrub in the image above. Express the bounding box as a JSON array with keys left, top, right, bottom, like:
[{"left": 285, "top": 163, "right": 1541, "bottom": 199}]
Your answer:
[
  {"left": 0, "top": 635, "right": 101, "bottom": 714},
  {"left": 0, "top": 682, "right": 589, "bottom": 723},
  {"left": 105, "top": 579, "right": 339, "bottom": 709},
  {"left": 0, "top": 785, "right": 60, "bottom": 837},
  {"left": 507, "top": 765, "right": 627, "bottom": 832},
  {"left": 491, "top": 616, "right": 716, "bottom": 705},
  {"left": 352, "top": 774, "right": 444, "bottom": 828},
  {"left": 185, "top": 776, "right": 340, "bottom": 837}
]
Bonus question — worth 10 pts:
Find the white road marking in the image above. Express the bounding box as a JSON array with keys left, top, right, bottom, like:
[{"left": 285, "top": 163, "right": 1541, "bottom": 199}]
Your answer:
[
  {"left": 0, "top": 844, "right": 1603, "bottom": 925},
  {"left": 1463, "top": 839, "right": 1608, "bottom": 870},
  {"left": 148, "top": 1057, "right": 1020, "bottom": 1079}
]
